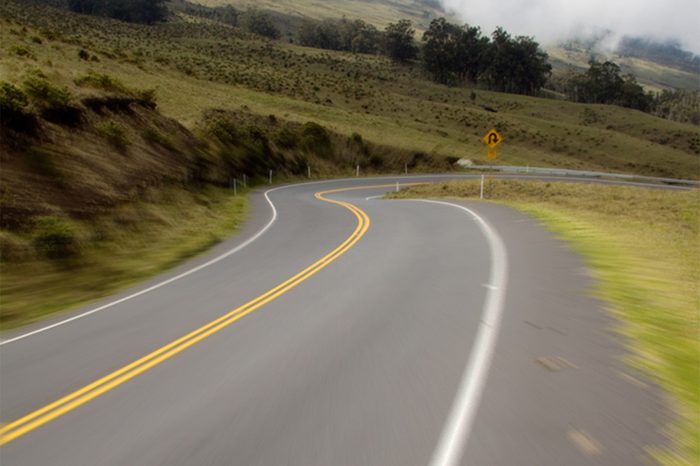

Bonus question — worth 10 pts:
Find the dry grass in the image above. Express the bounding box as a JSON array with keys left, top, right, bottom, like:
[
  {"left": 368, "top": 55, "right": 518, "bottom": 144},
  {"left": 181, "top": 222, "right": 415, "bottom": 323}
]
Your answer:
[
  {"left": 1, "top": 2, "right": 699, "bottom": 179},
  {"left": 0, "top": 186, "right": 248, "bottom": 329},
  {"left": 389, "top": 179, "right": 700, "bottom": 465}
]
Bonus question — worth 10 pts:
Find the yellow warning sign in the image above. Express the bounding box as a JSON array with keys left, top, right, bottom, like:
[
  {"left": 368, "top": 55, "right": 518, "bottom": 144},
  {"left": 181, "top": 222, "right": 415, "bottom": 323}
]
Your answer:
[
  {"left": 487, "top": 148, "right": 498, "bottom": 160},
  {"left": 482, "top": 128, "right": 503, "bottom": 149}
]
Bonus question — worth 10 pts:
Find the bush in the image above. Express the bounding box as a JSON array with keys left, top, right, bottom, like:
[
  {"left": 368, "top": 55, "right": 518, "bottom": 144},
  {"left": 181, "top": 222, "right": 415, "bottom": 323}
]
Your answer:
[
  {"left": 11, "top": 45, "right": 34, "bottom": 59},
  {"left": 136, "top": 88, "right": 157, "bottom": 109},
  {"left": 207, "top": 118, "right": 239, "bottom": 145},
  {"left": 0, "top": 81, "right": 37, "bottom": 132},
  {"left": 74, "top": 72, "right": 128, "bottom": 93},
  {"left": 0, "top": 231, "right": 33, "bottom": 262},
  {"left": 32, "top": 216, "right": 83, "bottom": 260},
  {"left": 141, "top": 127, "right": 174, "bottom": 150},
  {"left": 300, "top": 122, "right": 332, "bottom": 158},
  {"left": 273, "top": 127, "right": 298, "bottom": 149},
  {"left": 96, "top": 120, "right": 128, "bottom": 150},
  {"left": 23, "top": 72, "right": 82, "bottom": 126}
]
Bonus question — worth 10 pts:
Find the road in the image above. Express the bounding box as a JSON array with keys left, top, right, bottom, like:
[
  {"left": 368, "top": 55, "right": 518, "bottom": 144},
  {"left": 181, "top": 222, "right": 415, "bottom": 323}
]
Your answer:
[{"left": 0, "top": 176, "right": 667, "bottom": 465}]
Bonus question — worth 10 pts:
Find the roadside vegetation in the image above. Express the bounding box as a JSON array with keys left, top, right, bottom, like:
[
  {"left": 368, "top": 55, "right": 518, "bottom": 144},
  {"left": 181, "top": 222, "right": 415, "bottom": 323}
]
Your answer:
[
  {"left": 0, "top": 186, "right": 248, "bottom": 329},
  {"left": 388, "top": 180, "right": 700, "bottom": 465}
]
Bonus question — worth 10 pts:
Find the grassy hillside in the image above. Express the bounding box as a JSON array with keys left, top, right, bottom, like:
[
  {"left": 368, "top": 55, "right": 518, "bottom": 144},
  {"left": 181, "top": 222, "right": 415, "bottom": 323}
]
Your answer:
[
  {"left": 209, "top": 0, "right": 699, "bottom": 92},
  {"left": 2, "top": 1, "right": 698, "bottom": 181},
  {"left": 548, "top": 45, "right": 700, "bottom": 93},
  {"left": 199, "top": 0, "right": 447, "bottom": 31}
]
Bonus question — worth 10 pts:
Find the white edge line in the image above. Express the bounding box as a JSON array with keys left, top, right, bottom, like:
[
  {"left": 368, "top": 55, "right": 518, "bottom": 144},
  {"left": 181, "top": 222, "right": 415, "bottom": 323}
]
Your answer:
[
  {"left": 0, "top": 186, "right": 285, "bottom": 346},
  {"left": 365, "top": 195, "right": 384, "bottom": 201},
  {"left": 0, "top": 176, "right": 439, "bottom": 346},
  {"left": 1, "top": 171, "right": 662, "bottom": 346},
  {"left": 404, "top": 199, "right": 508, "bottom": 466}
]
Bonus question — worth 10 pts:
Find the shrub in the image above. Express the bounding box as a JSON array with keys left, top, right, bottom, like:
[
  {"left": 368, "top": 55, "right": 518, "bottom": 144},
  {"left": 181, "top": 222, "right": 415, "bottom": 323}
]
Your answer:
[
  {"left": 300, "top": 122, "right": 332, "bottom": 158},
  {"left": 96, "top": 120, "right": 128, "bottom": 150},
  {"left": 0, "top": 81, "right": 37, "bottom": 132},
  {"left": 32, "top": 216, "right": 83, "bottom": 260},
  {"left": 207, "top": 118, "right": 239, "bottom": 145},
  {"left": 10, "top": 45, "right": 34, "bottom": 58},
  {"left": 0, "top": 231, "right": 33, "bottom": 262},
  {"left": 141, "top": 127, "right": 174, "bottom": 150},
  {"left": 273, "top": 127, "right": 298, "bottom": 149},
  {"left": 74, "top": 72, "right": 128, "bottom": 93},
  {"left": 78, "top": 49, "right": 89, "bottom": 60},
  {"left": 136, "top": 88, "right": 157, "bottom": 108},
  {"left": 23, "top": 72, "right": 82, "bottom": 126}
]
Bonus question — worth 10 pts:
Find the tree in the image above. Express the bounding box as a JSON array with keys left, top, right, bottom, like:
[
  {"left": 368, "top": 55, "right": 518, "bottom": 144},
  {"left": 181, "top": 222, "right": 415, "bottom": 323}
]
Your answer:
[
  {"left": 617, "top": 74, "right": 652, "bottom": 111},
  {"left": 422, "top": 17, "right": 464, "bottom": 84},
  {"left": 67, "top": 0, "right": 167, "bottom": 24},
  {"left": 297, "top": 18, "right": 380, "bottom": 54},
  {"left": 383, "top": 20, "right": 418, "bottom": 62},
  {"left": 243, "top": 10, "right": 280, "bottom": 40},
  {"left": 341, "top": 19, "right": 380, "bottom": 54},
  {"left": 566, "top": 61, "right": 653, "bottom": 112},
  {"left": 422, "top": 18, "right": 489, "bottom": 85},
  {"left": 298, "top": 19, "right": 341, "bottom": 50},
  {"left": 507, "top": 36, "right": 551, "bottom": 95},
  {"left": 481, "top": 28, "right": 550, "bottom": 95}
]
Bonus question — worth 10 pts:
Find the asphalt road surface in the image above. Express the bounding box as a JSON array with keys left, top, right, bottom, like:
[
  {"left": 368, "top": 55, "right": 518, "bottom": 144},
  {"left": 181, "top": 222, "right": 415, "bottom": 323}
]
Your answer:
[{"left": 0, "top": 176, "right": 667, "bottom": 465}]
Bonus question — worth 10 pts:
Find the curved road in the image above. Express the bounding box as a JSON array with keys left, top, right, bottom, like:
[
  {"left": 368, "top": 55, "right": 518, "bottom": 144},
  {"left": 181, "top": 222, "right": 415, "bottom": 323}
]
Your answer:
[{"left": 0, "top": 176, "right": 666, "bottom": 465}]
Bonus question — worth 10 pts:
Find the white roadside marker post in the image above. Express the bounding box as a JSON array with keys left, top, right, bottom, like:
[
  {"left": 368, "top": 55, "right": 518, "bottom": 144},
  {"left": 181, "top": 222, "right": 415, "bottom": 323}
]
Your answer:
[{"left": 480, "top": 175, "right": 484, "bottom": 200}]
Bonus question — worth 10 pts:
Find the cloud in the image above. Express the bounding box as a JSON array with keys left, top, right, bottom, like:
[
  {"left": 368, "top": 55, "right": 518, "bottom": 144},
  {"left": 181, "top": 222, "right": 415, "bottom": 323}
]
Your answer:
[{"left": 439, "top": 0, "right": 700, "bottom": 54}]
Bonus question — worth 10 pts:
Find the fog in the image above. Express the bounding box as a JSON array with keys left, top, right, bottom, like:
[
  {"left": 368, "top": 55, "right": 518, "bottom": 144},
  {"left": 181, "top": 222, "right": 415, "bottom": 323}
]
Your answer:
[{"left": 439, "top": 0, "right": 700, "bottom": 53}]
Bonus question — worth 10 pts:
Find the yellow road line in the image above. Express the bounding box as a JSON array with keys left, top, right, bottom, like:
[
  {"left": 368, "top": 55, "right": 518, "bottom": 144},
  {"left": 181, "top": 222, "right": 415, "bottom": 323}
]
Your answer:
[{"left": 0, "top": 184, "right": 405, "bottom": 446}]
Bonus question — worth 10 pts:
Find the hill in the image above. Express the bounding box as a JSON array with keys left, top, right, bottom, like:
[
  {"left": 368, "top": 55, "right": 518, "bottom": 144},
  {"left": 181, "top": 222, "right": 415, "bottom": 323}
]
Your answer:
[
  {"left": 2, "top": 0, "right": 698, "bottom": 180},
  {"left": 198, "top": 0, "right": 447, "bottom": 31},
  {"left": 208, "top": 0, "right": 700, "bottom": 92},
  {"left": 549, "top": 40, "right": 700, "bottom": 93}
]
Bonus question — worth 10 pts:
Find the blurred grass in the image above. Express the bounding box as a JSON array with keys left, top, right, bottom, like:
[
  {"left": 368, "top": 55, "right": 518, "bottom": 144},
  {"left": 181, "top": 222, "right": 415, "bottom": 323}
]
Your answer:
[
  {"left": 0, "top": 186, "right": 248, "bottom": 329},
  {"left": 389, "top": 179, "right": 699, "bottom": 465}
]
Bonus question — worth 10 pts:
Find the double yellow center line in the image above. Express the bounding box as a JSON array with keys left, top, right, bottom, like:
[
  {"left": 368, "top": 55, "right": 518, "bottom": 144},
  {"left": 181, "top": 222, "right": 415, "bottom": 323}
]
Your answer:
[{"left": 0, "top": 185, "right": 401, "bottom": 446}]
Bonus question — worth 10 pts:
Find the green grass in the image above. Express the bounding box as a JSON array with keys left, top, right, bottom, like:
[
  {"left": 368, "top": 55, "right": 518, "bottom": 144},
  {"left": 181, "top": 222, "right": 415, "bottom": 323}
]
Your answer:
[
  {"left": 1, "top": 2, "right": 698, "bottom": 180},
  {"left": 0, "top": 186, "right": 248, "bottom": 329},
  {"left": 389, "top": 179, "right": 699, "bottom": 465}
]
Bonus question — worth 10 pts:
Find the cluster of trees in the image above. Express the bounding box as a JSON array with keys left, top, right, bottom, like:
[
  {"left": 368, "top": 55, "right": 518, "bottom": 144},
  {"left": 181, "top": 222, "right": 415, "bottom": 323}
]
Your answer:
[
  {"left": 652, "top": 89, "right": 700, "bottom": 125},
  {"left": 242, "top": 9, "right": 281, "bottom": 39},
  {"left": 296, "top": 17, "right": 552, "bottom": 96},
  {"left": 420, "top": 19, "right": 551, "bottom": 95},
  {"left": 297, "top": 18, "right": 381, "bottom": 54},
  {"left": 560, "top": 60, "right": 700, "bottom": 122},
  {"left": 68, "top": 0, "right": 166, "bottom": 24},
  {"left": 565, "top": 61, "right": 653, "bottom": 111}
]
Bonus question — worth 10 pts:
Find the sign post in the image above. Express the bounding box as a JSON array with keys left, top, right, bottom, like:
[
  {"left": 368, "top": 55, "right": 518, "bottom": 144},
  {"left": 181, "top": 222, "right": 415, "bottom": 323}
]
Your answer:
[{"left": 481, "top": 128, "right": 503, "bottom": 160}]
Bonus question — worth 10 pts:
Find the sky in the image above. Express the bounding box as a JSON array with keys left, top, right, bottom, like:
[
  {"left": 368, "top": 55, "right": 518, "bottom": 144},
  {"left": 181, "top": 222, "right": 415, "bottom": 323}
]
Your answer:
[{"left": 439, "top": 0, "right": 700, "bottom": 54}]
